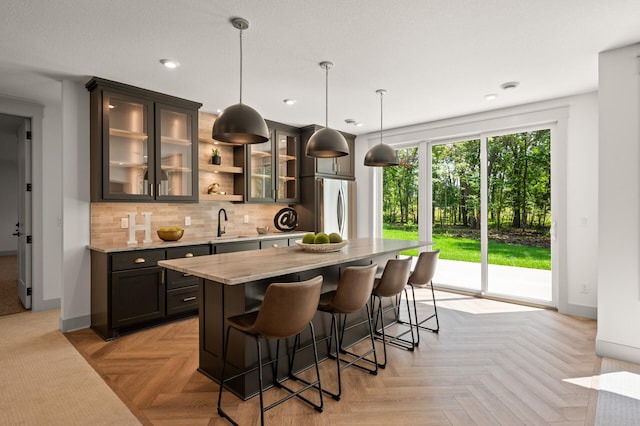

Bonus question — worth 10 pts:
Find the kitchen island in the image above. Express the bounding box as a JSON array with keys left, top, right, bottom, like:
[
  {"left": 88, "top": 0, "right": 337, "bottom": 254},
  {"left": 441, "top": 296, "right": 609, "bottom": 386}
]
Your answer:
[{"left": 159, "top": 237, "right": 429, "bottom": 398}]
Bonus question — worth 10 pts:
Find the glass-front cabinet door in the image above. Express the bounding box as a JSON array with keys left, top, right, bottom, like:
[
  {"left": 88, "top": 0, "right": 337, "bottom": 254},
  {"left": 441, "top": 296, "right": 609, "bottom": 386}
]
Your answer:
[
  {"left": 103, "top": 93, "right": 154, "bottom": 200},
  {"left": 245, "top": 127, "right": 299, "bottom": 203},
  {"left": 155, "top": 103, "right": 197, "bottom": 201},
  {"left": 247, "top": 131, "right": 274, "bottom": 202},
  {"left": 275, "top": 129, "right": 298, "bottom": 203}
]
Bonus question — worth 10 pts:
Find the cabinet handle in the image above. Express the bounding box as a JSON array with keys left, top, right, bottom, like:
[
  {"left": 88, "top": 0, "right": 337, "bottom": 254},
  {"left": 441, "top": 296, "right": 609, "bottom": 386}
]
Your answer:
[
  {"left": 184, "top": 253, "right": 194, "bottom": 258},
  {"left": 134, "top": 258, "right": 146, "bottom": 264},
  {"left": 272, "top": 244, "right": 279, "bottom": 248},
  {"left": 183, "top": 296, "right": 196, "bottom": 302},
  {"left": 183, "top": 273, "right": 192, "bottom": 277},
  {"left": 149, "top": 183, "right": 154, "bottom": 197}
]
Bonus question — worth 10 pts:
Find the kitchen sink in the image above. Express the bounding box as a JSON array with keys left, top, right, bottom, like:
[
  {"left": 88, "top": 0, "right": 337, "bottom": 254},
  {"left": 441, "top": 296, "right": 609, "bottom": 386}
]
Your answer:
[{"left": 214, "top": 235, "right": 251, "bottom": 240}]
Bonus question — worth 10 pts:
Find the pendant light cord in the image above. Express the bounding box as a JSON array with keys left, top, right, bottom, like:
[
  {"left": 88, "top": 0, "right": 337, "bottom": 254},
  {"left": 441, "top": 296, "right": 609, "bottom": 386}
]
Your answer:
[
  {"left": 325, "top": 64, "right": 329, "bottom": 128},
  {"left": 239, "top": 28, "right": 243, "bottom": 104},
  {"left": 379, "top": 90, "right": 384, "bottom": 145}
]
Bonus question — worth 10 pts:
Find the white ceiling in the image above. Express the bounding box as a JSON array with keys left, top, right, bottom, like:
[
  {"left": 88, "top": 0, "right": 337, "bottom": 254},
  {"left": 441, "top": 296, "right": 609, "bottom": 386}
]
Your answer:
[{"left": 0, "top": 0, "right": 639, "bottom": 135}]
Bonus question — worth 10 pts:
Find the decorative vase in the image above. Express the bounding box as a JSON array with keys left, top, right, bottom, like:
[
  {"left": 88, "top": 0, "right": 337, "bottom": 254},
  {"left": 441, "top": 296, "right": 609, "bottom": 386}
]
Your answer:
[{"left": 212, "top": 155, "right": 221, "bottom": 165}]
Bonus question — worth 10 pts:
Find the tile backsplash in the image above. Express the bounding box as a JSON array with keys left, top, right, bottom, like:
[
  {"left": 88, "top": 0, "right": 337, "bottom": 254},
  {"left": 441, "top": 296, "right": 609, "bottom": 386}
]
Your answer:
[{"left": 90, "top": 201, "right": 287, "bottom": 246}]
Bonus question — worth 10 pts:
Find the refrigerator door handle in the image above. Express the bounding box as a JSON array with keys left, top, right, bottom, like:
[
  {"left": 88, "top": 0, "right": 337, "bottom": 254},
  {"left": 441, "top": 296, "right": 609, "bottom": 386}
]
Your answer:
[{"left": 337, "top": 187, "right": 345, "bottom": 235}]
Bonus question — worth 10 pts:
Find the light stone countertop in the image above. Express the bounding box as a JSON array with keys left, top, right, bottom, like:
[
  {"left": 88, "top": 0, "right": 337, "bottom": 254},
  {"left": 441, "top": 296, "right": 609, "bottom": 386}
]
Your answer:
[
  {"left": 89, "top": 231, "right": 310, "bottom": 253},
  {"left": 158, "top": 238, "right": 430, "bottom": 285}
]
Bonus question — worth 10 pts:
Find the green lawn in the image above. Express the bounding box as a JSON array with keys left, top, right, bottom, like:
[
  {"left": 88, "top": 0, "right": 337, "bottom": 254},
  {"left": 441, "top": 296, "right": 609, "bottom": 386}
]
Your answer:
[{"left": 383, "top": 228, "right": 551, "bottom": 270}]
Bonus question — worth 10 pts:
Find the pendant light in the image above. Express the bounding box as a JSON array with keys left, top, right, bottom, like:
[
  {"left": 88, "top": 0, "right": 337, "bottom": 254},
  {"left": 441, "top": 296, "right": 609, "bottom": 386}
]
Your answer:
[
  {"left": 364, "top": 89, "right": 398, "bottom": 167},
  {"left": 212, "top": 17, "right": 269, "bottom": 144},
  {"left": 305, "top": 61, "right": 349, "bottom": 158}
]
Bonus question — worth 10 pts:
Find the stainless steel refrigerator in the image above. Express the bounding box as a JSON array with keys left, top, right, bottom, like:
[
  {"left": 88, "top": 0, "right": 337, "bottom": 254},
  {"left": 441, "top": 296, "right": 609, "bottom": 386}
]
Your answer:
[{"left": 295, "top": 177, "right": 356, "bottom": 239}]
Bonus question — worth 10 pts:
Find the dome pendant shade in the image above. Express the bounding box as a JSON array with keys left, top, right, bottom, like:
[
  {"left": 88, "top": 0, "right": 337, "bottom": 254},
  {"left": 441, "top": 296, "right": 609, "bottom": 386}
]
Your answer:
[
  {"left": 305, "top": 127, "right": 349, "bottom": 158},
  {"left": 364, "top": 88, "right": 398, "bottom": 167},
  {"left": 212, "top": 103, "right": 269, "bottom": 144},
  {"left": 364, "top": 142, "right": 398, "bottom": 166},
  {"left": 306, "top": 61, "right": 349, "bottom": 158},
  {"left": 212, "top": 17, "right": 268, "bottom": 144}
]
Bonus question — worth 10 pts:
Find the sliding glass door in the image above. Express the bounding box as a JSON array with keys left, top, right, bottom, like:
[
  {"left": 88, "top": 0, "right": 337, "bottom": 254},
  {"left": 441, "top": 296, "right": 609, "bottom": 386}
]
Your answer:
[
  {"left": 431, "top": 139, "right": 482, "bottom": 292},
  {"left": 426, "top": 129, "right": 553, "bottom": 305},
  {"left": 485, "top": 130, "right": 551, "bottom": 302}
]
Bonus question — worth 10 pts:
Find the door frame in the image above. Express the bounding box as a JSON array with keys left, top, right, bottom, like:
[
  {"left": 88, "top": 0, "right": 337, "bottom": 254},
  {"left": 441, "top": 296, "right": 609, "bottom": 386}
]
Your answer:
[
  {"left": 17, "top": 117, "right": 32, "bottom": 309},
  {"left": 0, "top": 98, "right": 44, "bottom": 311}
]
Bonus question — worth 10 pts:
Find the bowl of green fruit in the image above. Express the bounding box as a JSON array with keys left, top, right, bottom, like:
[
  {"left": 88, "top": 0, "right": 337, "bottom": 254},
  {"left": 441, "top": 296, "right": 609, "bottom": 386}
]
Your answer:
[
  {"left": 296, "top": 232, "right": 347, "bottom": 252},
  {"left": 157, "top": 226, "right": 184, "bottom": 241}
]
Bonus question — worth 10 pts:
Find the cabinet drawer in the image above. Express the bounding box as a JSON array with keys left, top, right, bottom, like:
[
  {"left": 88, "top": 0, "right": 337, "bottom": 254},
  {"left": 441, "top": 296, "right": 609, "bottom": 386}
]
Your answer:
[
  {"left": 166, "top": 245, "right": 210, "bottom": 259},
  {"left": 215, "top": 240, "right": 260, "bottom": 254},
  {"left": 111, "top": 250, "right": 165, "bottom": 272},
  {"left": 166, "top": 270, "right": 199, "bottom": 290},
  {"left": 166, "top": 245, "right": 210, "bottom": 290},
  {"left": 260, "top": 238, "right": 289, "bottom": 249},
  {"left": 167, "top": 285, "right": 199, "bottom": 315}
]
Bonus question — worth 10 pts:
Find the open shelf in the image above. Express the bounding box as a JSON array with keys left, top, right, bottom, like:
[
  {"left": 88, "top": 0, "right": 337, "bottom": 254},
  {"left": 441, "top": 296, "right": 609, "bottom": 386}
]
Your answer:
[
  {"left": 200, "top": 193, "right": 243, "bottom": 202},
  {"left": 200, "top": 163, "right": 243, "bottom": 174}
]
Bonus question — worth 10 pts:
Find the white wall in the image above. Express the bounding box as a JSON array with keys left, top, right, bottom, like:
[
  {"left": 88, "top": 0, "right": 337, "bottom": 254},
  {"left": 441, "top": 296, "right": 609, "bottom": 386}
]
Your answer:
[
  {"left": 355, "top": 92, "right": 599, "bottom": 317},
  {"left": 60, "top": 80, "right": 91, "bottom": 331},
  {"left": 0, "top": 129, "right": 18, "bottom": 253},
  {"left": 41, "top": 100, "right": 64, "bottom": 303},
  {"left": 596, "top": 42, "right": 640, "bottom": 364}
]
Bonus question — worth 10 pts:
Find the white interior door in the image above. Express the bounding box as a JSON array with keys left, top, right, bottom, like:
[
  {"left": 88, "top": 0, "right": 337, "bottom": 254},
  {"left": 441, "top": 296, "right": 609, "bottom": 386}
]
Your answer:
[{"left": 17, "top": 119, "right": 32, "bottom": 309}]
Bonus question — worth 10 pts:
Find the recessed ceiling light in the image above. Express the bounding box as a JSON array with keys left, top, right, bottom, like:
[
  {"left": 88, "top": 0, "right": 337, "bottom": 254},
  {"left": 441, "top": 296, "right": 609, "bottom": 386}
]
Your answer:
[
  {"left": 500, "top": 81, "right": 520, "bottom": 90},
  {"left": 159, "top": 58, "right": 180, "bottom": 69},
  {"left": 355, "top": 122, "right": 363, "bottom": 127},
  {"left": 345, "top": 119, "right": 357, "bottom": 124},
  {"left": 283, "top": 99, "right": 296, "bottom": 105},
  {"left": 484, "top": 93, "right": 498, "bottom": 101}
]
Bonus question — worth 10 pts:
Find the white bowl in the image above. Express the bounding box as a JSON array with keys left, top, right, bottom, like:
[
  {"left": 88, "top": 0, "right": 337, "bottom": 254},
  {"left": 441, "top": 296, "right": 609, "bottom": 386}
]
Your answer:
[
  {"left": 295, "top": 240, "right": 348, "bottom": 253},
  {"left": 256, "top": 226, "right": 269, "bottom": 234}
]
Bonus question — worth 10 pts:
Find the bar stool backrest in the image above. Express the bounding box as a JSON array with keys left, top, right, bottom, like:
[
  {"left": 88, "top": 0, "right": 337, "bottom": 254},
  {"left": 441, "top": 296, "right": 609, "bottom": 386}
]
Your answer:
[
  {"left": 374, "top": 258, "right": 412, "bottom": 297},
  {"left": 252, "top": 275, "right": 323, "bottom": 339},
  {"left": 408, "top": 250, "right": 440, "bottom": 286},
  {"left": 329, "top": 263, "right": 378, "bottom": 313}
]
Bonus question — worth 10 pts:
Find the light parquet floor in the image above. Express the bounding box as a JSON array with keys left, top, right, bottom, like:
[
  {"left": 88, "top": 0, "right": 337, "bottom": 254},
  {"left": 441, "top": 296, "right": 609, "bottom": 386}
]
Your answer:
[{"left": 65, "top": 290, "right": 599, "bottom": 425}]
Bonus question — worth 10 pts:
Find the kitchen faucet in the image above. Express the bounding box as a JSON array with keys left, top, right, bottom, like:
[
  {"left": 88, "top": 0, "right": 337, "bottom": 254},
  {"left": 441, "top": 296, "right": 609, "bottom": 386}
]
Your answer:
[{"left": 217, "top": 208, "right": 228, "bottom": 237}]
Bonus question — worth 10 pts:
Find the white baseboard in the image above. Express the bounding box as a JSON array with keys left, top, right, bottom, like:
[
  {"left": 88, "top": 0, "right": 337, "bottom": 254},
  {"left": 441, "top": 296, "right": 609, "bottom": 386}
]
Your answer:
[
  {"left": 561, "top": 303, "right": 597, "bottom": 319},
  {"left": 60, "top": 314, "right": 91, "bottom": 333},
  {"left": 596, "top": 339, "right": 640, "bottom": 365}
]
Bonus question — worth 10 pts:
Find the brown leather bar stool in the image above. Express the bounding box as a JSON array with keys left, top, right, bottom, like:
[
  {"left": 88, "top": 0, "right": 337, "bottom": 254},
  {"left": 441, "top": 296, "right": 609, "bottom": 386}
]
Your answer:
[
  {"left": 315, "top": 263, "right": 379, "bottom": 400},
  {"left": 217, "top": 276, "right": 324, "bottom": 426},
  {"left": 370, "top": 257, "right": 414, "bottom": 368},
  {"left": 401, "top": 249, "right": 441, "bottom": 345}
]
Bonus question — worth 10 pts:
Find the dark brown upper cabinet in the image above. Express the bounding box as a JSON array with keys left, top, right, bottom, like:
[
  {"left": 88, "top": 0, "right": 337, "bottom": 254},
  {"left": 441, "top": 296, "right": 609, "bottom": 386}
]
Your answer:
[
  {"left": 86, "top": 77, "right": 202, "bottom": 202},
  {"left": 299, "top": 124, "right": 355, "bottom": 180}
]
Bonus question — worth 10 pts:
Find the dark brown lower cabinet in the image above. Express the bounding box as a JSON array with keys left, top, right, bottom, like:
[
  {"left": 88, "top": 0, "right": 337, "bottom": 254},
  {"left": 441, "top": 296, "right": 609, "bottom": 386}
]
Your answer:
[
  {"left": 91, "top": 239, "right": 294, "bottom": 340},
  {"left": 111, "top": 267, "right": 165, "bottom": 328},
  {"left": 91, "top": 248, "right": 168, "bottom": 340}
]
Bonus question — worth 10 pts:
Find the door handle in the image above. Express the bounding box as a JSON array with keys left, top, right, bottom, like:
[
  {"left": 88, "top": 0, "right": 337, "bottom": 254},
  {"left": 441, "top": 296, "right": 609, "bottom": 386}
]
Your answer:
[{"left": 12, "top": 231, "right": 20, "bottom": 237}]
